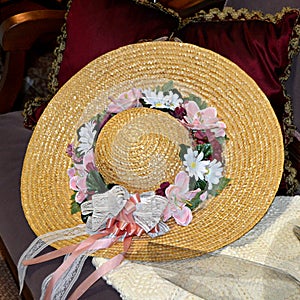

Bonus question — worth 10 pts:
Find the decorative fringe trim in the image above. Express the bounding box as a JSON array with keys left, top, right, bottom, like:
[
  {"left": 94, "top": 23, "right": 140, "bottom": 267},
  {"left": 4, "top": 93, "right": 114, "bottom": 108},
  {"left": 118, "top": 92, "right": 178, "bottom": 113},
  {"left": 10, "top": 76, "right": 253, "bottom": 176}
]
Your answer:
[
  {"left": 22, "top": 0, "right": 71, "bottom": 130},
  {"left": 22, "top": 95, "right": 52, "bottom": 130},
  {"left": 133, "top": 0, "right": 180, "bottom": 19},
  {"left": 48, "top": 0, "right": 72, "bottom": 95},
  {"left": 181, "top": 6, "right": 299, "bottom": 27},
  {"left": 282, "top": 17, "right": 300, "bottom": 194}
]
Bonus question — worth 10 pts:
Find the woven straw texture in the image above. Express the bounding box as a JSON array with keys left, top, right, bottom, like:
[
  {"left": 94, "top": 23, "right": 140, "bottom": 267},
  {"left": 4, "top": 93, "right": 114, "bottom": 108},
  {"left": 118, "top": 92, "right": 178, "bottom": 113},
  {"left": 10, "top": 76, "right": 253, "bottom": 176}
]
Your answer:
[
  {"left": 95, "top": 107, "right": 191, "bottom": 193},
  {"left": 21, "top": 42, "right": 284, "bottom": 261}
]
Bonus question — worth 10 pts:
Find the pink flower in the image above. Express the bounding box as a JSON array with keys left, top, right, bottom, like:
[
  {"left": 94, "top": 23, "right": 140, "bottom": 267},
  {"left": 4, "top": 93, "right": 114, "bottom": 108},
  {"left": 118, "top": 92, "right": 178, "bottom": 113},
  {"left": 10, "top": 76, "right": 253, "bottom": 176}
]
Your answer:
[
  {"left": 200, "top": 107, "right": 226, "bottom": 137},
  {"left": 68, "top": 150, "right": 96, "bottom": 204},
  {"left": 163, "top": 171, "right": 200, "bottom": 226},
  {"left": 163, "top": 202, "right": 193, "bottom": 226},
  {"left": 172, "top": 206, "right": 193, "bottom": 226},
  {"left": 72, "top": 150, "right": 96, "bottom": 173},
  {"left": 166, "top": 171, "right": 200, "bottom": 202},
  {"left": 200, "top": 191, "right": 208, "bottom": 201},
  {"left": 70, "top": 175, "right": 79, "bottom": 190},
  {"left": 83, "top": 149, "right": 97, "bottom": 172},
  {"left": 75, "top": 190, "right": 87, "bottom": 203},
  {"left": 67, "top": 167, "right": 76, "bottom": 178},
  {"left": 70, "top": 178, "right": 87, "bottom": 204},
  {"left": 182, "top": 101, "right": 226, "bottom": 137},
  {"left": 69, "top": 175, "right": 87, "bottom": 204},
  {"left": 182, "top": 101, "right": 202, "bottom": 129},
  {"left": 166, "top": 171, "right": 188, "bottom": 202},
  {"left": 107, "top": 88, "right": 143, "bottom": 113}
]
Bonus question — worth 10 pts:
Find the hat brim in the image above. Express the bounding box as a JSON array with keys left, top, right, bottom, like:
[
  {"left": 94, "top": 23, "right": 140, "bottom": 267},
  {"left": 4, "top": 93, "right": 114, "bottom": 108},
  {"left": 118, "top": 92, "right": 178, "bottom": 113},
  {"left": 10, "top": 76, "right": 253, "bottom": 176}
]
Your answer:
[{"left": 21, "top": 42, "right": 284, "bottom": 261}]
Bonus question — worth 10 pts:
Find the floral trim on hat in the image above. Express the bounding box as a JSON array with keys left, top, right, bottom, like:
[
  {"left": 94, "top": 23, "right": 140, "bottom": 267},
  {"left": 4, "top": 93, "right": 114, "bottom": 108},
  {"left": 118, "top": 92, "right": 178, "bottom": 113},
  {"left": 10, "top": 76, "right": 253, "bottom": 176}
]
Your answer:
[{"left": 67, "top": 81, "right": 230, "bottom": 234}]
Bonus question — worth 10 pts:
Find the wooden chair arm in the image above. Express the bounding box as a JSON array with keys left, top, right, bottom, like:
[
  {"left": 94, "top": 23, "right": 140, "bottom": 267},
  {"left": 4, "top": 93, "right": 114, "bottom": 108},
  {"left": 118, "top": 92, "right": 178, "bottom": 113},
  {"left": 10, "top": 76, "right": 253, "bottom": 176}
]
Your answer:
[{"left": 0, "top": 9, "right": 66, "bottom": 51}]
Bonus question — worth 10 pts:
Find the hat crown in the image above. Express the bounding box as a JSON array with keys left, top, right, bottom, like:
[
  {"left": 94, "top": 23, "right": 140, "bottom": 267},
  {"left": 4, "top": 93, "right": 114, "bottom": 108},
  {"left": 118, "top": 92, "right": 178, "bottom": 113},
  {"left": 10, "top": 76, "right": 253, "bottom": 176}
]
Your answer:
[{"left": 95, "top": 107, "right": 191, "bottom": 193}]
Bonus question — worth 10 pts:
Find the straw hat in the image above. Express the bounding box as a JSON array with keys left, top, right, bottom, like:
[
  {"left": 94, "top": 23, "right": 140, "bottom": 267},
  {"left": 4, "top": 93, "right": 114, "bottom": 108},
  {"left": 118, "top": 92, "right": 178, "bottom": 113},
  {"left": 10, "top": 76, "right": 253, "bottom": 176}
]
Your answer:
[{"left": 21, "top": 41, "right": 284, "bottom": 261}]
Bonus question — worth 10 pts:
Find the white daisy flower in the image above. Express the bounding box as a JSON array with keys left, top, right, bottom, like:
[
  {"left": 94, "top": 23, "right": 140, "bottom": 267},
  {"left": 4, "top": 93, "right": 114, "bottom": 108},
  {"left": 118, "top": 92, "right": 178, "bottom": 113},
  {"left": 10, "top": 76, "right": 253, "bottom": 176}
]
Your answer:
[
  {"left": 163, "top": 91, "right": 183, "bottom": 109},
  {"left": 142, "top": 89, "right": 183, "bottom": 110},
  {"left": 183, "top": 148, "right": 210, "bottom": 180},
  {"left": 142, "top": 89, "right": 165, "bottom": 108},
  {"left": 77, "top": 120, "right": 97, "bottom": 155},
  {"left": 205, "top": 159, "right": 223, "bottom": 190}
]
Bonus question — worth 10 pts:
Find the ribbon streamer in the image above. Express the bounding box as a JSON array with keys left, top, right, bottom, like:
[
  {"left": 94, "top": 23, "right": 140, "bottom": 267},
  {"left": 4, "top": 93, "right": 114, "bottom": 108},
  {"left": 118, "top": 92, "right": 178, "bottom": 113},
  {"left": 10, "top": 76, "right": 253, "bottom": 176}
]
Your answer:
[
  {"left": 17, "top": 224, "right": 87, "bottom": 293},
  {"left": 19, "top": 188, "right": 169, "bottom": 299},
  {"left": 69, "top": 236, "right": 133, "bottom": 300}
]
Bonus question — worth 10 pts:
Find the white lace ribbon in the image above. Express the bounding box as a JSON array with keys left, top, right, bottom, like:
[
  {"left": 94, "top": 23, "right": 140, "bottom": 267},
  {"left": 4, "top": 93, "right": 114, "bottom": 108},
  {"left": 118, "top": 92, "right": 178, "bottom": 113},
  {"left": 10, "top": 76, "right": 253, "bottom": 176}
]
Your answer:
[
  {"left": 40, "top": 253, "right": 89, "bottom": 300},
  {"left": 17, "top": 224, "right": 87, "bottom": 294},
  {"left": 81, "top": 185, "right": 130, "bottom": 234},
  {"left": 133, "top": 192, "right": 169, "bottom": 233}
]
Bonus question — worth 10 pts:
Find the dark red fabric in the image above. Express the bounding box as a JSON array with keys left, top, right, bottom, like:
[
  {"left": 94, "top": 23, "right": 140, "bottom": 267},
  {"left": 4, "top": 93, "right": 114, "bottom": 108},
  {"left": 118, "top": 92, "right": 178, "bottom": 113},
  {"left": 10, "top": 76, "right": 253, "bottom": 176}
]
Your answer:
[
  {"left": 57, "top": 0, "right": 179, "bottom": 87},
  {"left": 178, "top": 11, "right": 299, "bottom": 139}
]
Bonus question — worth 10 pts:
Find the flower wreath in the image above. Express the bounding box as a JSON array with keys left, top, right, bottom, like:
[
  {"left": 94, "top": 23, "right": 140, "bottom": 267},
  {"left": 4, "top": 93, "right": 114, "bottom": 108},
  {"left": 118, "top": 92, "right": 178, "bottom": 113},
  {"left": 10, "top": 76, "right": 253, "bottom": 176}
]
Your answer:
[{"left": 67, "top": 80, "right": 230, "bottom": 235}]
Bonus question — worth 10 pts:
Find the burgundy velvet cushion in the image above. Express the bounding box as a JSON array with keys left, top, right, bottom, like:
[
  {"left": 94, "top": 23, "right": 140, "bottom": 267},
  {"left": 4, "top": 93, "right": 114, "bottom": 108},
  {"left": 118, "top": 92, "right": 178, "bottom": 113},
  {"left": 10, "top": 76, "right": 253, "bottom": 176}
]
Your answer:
[{"left": 57, "top": 0, "right": 179, "bottom": 88}]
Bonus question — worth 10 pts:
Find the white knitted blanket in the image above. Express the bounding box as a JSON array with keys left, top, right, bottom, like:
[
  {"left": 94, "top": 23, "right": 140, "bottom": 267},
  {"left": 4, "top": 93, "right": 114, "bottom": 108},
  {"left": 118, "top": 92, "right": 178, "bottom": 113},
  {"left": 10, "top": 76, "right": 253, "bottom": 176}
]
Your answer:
[{"left": 93, "top": 196, "right": 300, "bottom": 299}]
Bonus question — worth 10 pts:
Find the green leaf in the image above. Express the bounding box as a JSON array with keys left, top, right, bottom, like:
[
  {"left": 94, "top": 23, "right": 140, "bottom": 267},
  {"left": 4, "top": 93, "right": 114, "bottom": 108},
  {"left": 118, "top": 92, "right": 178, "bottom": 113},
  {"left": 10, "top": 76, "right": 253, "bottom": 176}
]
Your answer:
[
  {"left": 195, "top": 143, "right": 212, "bottom": 159},
  {"left": 179, "top": 144, "right": 189, "bottom": 161},
  {"left": 161, "top": 80, "right": 174, "bottom": 93},
  {"left": 97, "top": 111, "right": 106, "bottom": 121},
  {"left": 71, "top": 199, "right": 81, "bottom": 215},
  {"left": 86, "top": 170, "right": 107, "bottom": 193},
  {"left": 189, "top": 177, "right": 207, "bottom": 191},
  {"left": 187, "top": 191, "right": 203, "bottom": 211},
  {"left": 170, "top": 88, "right": 183, "bottom": 98},
  {"left": 74, "top": 148, "right": 82, "bottom": 159},
  {"left": 216, "top": 136, "right": 229, "bottom": 145},
  {"left": 209, "top": 177, "right": 231, "bottom": 197},
  {"left": 184, "top": 94, "right": 207, "bottom": 109},
  {"left": 189, "top": 176, "right": 197, "bottom": 190},
  {"left": 70, "top": 191, "right": 76, "bottom": 200},
  {"left": 196, "top": 179, "right": 207, "bottom": 190}
]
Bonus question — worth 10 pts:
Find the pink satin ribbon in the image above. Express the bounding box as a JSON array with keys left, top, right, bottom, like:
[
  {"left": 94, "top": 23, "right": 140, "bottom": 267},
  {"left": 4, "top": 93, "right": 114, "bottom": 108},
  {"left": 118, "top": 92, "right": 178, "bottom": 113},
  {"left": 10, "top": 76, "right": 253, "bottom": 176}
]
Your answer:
[
  {"left": 44, "top": 235, "right": 119, "bottom": 300},
  {"left": 69, "top": 236, "right": 133, "bottom": 300},
  {"left": 22, "top": 231, "right": 111, "bottom": 266},
  {"left": 22, "top": 194, "right": 149, "bottom": 300}
]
